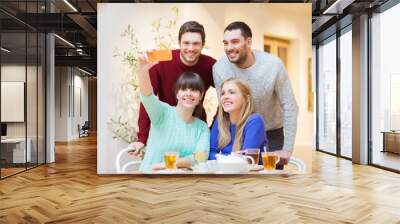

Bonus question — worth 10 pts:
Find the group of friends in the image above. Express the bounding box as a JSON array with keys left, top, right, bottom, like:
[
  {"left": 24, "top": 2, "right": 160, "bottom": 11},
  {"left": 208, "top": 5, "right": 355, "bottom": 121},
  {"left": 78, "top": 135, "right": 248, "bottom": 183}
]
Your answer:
[{"left": 127, "top": 21, "right": 299, "bottom": 172}]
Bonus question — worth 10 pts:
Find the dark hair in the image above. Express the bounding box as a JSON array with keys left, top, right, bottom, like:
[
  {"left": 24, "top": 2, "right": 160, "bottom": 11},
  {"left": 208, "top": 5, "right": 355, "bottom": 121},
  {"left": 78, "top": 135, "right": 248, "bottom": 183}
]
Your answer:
[
  {"left": 175, "top": 72, "right": 205, "bottom": 95},
  {"left": 175, "top": 72, "right": 205, "bottom": 118},
  {"left": 178, "top": 21, "right": 206, "bottom": 44},
  {"left": 224, "top": 21, "right": 252, "bottom": 39}
]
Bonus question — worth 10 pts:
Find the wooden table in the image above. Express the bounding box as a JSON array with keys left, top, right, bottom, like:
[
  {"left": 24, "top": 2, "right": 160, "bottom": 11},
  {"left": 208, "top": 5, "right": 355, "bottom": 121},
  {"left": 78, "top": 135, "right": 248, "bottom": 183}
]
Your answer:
[{"left": 125, "top": 167, "right": 298, "bottom": 176}]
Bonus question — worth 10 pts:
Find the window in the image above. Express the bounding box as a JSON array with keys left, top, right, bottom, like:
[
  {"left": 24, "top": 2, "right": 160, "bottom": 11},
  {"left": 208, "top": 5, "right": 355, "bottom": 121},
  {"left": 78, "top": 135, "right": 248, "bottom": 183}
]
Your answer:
[
  {"left": 0, "top": 2, "right": 46, "bottom": 179},
  {"left": 339, "top": 29, "right": 352, "bottom": 158},
  {"left": 371, "top": 3, "right": 400, "bottom": 171},
  {"left": 317, "top": 36, "right": 337, "bottom": 154}
]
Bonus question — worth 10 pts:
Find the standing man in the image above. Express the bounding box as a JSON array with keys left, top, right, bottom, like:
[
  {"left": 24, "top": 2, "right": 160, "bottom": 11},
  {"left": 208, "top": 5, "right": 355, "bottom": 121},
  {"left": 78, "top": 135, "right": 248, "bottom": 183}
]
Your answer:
[
  {"left": 129, "top": 21, "right": 215, "bottom": 155},
  {"left": 213, "top": 21, "right": 298, "bottom": 169}
]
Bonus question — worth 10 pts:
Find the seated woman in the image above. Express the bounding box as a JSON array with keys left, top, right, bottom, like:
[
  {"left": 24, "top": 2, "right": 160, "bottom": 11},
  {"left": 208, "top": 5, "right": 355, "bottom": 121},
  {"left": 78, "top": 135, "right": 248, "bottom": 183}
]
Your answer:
[
  {"left": 135, "top": 55, "right": 210, "bottom": 172},
  {"left": 209, "top": 78, "right": 267, "bottom": 162}
]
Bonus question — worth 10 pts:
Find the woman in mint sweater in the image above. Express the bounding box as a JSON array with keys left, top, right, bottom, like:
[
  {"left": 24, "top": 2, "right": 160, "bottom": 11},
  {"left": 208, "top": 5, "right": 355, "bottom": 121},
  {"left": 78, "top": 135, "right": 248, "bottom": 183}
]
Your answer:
[{"left": 135, "top": 55, "right": 210, "bottom": 172}]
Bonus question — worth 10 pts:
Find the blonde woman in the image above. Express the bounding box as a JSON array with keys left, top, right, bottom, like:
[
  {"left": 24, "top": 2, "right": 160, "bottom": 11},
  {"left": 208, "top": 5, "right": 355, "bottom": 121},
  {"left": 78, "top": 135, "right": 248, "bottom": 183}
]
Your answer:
[{"left": 209, "top": 78, "right": 267, "bottom": 162}]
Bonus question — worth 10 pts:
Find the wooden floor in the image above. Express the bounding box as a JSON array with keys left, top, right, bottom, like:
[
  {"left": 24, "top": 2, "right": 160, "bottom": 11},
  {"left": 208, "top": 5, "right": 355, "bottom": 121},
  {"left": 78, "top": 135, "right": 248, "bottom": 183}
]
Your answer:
[
  {"left": 1, "top": 136, "right": 400, "bottom": 223},
  {"left": 372, "top": 150, "right": 400, "bottom": 171},
  {"left": 1, "top": 167, "right": 26, "bottom": 178}
]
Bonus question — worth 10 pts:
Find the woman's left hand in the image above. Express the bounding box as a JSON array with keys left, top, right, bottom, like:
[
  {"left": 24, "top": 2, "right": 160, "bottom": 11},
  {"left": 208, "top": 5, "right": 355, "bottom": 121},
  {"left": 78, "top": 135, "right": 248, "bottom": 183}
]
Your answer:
[
  {"left": 152, "top": 163, "right": 165, "bottom": 170},
  {"left": 137, "top": 54, "right": 158, "bottom": 74}
]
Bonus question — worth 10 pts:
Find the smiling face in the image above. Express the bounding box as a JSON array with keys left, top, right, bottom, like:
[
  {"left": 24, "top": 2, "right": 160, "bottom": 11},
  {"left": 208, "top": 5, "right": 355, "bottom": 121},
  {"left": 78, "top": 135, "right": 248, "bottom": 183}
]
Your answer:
[
  {"left": 223, "top": 29, "right": 252, "bottom": 65},
  {"left": 220, "top": 81, "right": 245, "bottom": 114},
  {"left": 176, "top": 88, "right": 202, "bottom": 109},
  {"left": 179, "top": 32, "right": 204, "bottom": 66}
]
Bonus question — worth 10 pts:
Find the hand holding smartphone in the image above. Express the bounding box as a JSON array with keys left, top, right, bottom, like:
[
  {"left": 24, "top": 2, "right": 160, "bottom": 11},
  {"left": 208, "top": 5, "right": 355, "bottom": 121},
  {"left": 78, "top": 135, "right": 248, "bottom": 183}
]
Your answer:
[{"left": 147, "top": 49, "right": 172, "bottom": 62}]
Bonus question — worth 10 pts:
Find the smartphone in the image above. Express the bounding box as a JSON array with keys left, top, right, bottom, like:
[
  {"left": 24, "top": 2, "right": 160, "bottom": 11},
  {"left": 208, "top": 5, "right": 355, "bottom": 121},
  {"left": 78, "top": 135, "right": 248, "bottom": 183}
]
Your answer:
[{"left": 147, "top": 49, "right": 172, "bottom": 62}]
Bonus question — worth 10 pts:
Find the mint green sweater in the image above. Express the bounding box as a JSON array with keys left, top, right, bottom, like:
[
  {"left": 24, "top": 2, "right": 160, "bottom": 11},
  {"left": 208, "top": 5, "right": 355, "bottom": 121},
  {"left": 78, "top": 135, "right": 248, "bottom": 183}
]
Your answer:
[{"left": 139, "top": 94, "right": 210, "bottom": 172}]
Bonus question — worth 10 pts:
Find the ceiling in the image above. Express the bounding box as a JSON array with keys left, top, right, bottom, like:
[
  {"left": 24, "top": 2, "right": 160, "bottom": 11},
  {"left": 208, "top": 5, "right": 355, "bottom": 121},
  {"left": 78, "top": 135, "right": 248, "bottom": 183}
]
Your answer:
[{"left": 0, "top": 0, "right": 392, "bottom": 75}]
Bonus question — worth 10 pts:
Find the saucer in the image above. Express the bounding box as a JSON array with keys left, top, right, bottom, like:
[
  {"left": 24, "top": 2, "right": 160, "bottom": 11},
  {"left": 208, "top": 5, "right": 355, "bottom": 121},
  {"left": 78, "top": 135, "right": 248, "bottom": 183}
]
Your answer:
[
  {"left": 249, "top": 164, "right": 264, "bottom": 171},
  {"left": 258, "top": 170, "right": 282, "bottom": 174},
  {"left": 153, "top": 169, "right": 185, "bottom": 174},
  {"left": 215, "top": 171, "right": 246, "bottom": 174}
]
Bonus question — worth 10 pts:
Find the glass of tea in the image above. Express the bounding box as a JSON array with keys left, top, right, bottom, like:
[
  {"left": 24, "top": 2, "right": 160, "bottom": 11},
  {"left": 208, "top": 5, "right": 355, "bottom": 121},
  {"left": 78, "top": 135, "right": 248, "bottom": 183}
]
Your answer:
[
  {"left": 244, "top": 148, "right": 260, "bottom": 165},
  {"left": 262, "top": 152, "right": 280, "bottom": 171},
  {"left": 164, "top": 151, "right": 179, "bottom": 170},
  {"left": 194, "top": 151, "right": 207, "bottom": 164}
]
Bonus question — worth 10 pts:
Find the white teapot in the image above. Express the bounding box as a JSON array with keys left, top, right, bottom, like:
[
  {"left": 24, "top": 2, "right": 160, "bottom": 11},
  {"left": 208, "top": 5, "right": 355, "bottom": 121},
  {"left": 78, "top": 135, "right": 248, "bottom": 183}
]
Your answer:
[{"left": 215, "top": 153, "right": 255, "bottom": 173}]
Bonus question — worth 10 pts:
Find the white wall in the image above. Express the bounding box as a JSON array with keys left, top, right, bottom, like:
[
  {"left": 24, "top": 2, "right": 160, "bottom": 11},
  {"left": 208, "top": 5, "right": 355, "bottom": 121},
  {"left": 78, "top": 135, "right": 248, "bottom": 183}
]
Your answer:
[
  {"left": 1, "top": 65, "right": 37, "bottom": 138},
  {"left": 72, "top": 72, "right": 89, "bottom": 138},
  {"left": 1, "top": 64, "right": 46, "bottom": 163},
  {"left": 55, "top": 67, "right": 68, "bottom": 141},
  {"left": 55, "top": 67, "right": 89, "bottom": 141},
  {"left": 1, "top": 82, "right": 24, "bottom": 122},
  {"left": 98, "top": 3, "right": 312, "bottom": 173}
]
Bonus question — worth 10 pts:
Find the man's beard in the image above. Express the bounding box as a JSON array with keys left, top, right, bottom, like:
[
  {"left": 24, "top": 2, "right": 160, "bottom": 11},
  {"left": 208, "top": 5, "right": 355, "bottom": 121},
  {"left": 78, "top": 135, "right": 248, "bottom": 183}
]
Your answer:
[{"left": 228, "top": 50, "right": 247, "bottom": 65}]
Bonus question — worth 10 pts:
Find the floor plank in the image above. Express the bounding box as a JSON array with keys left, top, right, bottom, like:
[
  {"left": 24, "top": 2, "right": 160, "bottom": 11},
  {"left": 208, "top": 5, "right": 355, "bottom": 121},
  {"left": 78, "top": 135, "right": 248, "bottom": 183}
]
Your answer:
[{"left": 0, "top": 135, "right": 400, "bottom": 223}]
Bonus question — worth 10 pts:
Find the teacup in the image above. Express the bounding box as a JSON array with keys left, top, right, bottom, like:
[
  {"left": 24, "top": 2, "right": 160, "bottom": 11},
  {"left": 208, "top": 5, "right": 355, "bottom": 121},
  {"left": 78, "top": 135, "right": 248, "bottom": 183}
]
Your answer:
[
  {"left": 244, "top": 148, "right": 260, "bottom": 164},
  {"left": 164, "top": 152, "right": 178, "bottom": 170},
  {"left": 262, "top": 152, "right": 280, "bottom": 171}
]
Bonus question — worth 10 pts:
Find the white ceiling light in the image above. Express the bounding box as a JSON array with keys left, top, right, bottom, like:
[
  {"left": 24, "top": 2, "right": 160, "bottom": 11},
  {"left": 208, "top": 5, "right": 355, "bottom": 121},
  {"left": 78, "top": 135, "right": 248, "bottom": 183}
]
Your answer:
[
  {"left": 1, "top": 47, "right": 11, "bottom": 53},
  {"left": 76, "top": 48, "right": 84, "bottom": 55},
  {"left": 63, "top": 0, "right": 78, "bottom": 12},
  {"left": 78, "top": 67, "right": 93, "bottom": 76},
  {"left": 54, "top": 34, "right": 75, "bottom": 48},
  {"left": 323, "top": 0, "right": 355, "bottom": 15}
]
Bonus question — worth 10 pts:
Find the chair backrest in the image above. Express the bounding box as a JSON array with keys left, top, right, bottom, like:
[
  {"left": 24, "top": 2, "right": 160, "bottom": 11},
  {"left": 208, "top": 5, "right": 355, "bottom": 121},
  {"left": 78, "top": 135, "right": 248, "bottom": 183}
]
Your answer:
[
  {"left": 82, "top": 121, "right": 90, "bottom": 129},
  {"left": 115, "top": 146, "right": 142, "bottom": 173},
  {"left": 288, "top": 157, "right": 306, "bottom": 173}
]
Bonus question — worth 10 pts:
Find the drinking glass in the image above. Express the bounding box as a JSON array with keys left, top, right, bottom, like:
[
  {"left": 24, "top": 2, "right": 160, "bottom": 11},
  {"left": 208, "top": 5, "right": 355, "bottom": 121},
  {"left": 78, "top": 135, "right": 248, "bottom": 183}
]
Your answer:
[
  {"left": 244, "top": 148, "right": 260, "bottom": 164},
  {"left": 262, "top": 152, "right": 280, "bottom": 171},
  {"left": 164, "top": 152, "right": 179, "bottom": 170},
  {"left": 194, "top": 151, "right": 207, "bottom": 164}
]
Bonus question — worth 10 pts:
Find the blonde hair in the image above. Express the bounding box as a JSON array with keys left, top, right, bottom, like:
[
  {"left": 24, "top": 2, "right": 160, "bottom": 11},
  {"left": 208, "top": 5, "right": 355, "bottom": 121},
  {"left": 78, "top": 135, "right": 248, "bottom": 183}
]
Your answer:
[{"left": 217, "top": 78, "right": 254, "bottom": 152}]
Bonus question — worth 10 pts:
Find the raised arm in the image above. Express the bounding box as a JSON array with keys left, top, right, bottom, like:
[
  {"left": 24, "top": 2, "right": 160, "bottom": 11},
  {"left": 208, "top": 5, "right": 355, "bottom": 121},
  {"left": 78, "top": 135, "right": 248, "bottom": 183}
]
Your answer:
[
  {"left": 137, "top": 54, "right": 158, "bottom": 96},
  {"left": 137, "top": 55, "right": 168, "bottom": 125},
  {"left": 137, "top": 65, "right": 161, "bottom": 145},
  {"left": 128, "top": 55, "right": 159, "bottom": 155}
]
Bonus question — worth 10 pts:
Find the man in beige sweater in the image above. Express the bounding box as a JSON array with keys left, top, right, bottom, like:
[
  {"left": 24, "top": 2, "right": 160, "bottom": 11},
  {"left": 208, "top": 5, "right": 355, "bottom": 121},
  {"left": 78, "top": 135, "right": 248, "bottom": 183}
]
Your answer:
[{"left": 213, "top": 21, "right": 298, "bottom": 169}]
